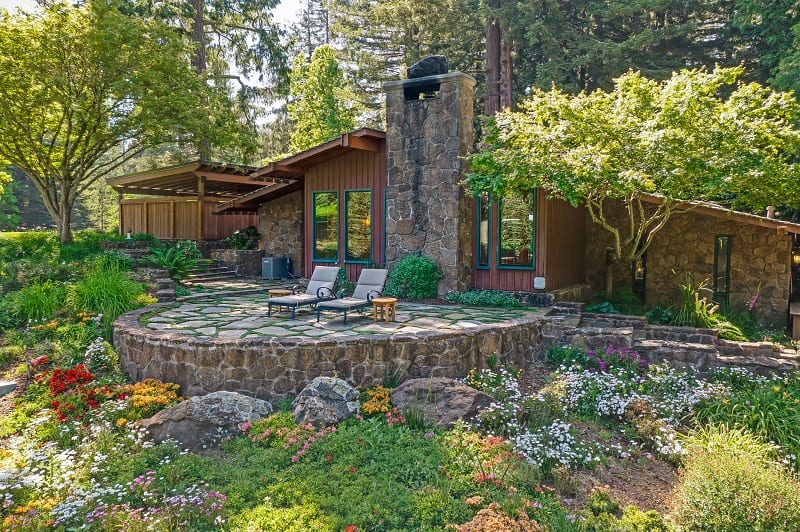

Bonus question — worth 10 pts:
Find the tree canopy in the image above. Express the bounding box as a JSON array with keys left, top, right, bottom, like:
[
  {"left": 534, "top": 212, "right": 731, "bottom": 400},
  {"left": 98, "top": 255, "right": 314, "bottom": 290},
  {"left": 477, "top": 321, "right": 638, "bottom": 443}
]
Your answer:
[
  {"left": 0, "top": 1, "right": 250, "bottom": 243},
  {"left": 466, "top": 67, "right": 800, "bottom": 292},
  {"left": 288, "top": 44, "right": 358, "bottom": 153}
]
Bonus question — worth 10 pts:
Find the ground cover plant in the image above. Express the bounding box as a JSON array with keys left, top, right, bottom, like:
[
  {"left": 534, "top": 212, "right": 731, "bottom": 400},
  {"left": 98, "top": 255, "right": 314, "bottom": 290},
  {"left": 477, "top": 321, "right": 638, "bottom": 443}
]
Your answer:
[{"left": 2, "top": 234, "right": 800, "bottom": 529}]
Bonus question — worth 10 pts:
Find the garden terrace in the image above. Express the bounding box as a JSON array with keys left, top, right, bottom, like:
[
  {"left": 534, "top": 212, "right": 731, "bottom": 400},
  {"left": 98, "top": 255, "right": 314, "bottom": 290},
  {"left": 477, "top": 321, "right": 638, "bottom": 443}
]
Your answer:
[{"left": 113, "top": 290, "right": 561, "bottom": 402}]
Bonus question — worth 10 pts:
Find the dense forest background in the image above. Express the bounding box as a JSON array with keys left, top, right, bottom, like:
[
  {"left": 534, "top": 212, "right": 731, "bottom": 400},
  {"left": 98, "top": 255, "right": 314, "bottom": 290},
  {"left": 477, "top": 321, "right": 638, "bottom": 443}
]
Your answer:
[{"left": 3, "top": 0, "right": 800, "bottom": 231}]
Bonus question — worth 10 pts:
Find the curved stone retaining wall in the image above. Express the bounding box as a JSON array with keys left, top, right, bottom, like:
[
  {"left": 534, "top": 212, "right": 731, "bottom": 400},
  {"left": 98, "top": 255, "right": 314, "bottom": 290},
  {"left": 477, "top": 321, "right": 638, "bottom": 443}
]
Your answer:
[{"left": 114, "top": 305, "right": 561, "bottom": 402}]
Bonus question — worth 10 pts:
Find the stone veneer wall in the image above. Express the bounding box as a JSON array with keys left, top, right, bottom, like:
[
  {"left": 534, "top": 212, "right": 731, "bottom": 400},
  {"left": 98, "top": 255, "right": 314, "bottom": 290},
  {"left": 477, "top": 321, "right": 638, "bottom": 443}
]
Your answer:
[
  {"left": 384, "top": 72, "right": 476, "bottom": 296},
  {"left": 209, "top": 249, "right": 263, "bottom": 277},
  {"left": 258, "top": 190, "right": 304, "bottom": 278},
  {"left": 586, "top": 202, "right": 793, "bottom": 328},
  {"left": 114, "top": 306, "right": 564, "bottom": 402}
]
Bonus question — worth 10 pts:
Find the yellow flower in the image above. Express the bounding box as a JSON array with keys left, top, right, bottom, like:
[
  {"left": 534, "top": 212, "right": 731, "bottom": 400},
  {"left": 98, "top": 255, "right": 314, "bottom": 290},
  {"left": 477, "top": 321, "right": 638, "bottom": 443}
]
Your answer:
[{"left": 116, "top": 418, "right": 128, "bottom": 427}]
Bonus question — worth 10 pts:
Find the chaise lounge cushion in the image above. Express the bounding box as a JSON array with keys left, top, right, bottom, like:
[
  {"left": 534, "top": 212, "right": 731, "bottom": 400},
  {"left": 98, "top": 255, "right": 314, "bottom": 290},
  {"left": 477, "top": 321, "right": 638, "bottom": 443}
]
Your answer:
[
  {"left": 268, "top": 266, "right": 339, "bottom": 318},
  {"left": 316, "top": 269, "right": 388, "bottom": 324}
]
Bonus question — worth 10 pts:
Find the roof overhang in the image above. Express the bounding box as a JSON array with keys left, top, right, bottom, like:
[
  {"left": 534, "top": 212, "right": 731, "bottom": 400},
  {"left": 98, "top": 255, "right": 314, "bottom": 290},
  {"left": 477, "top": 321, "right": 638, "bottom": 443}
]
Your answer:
[
  {"left": 251, "top": 128, "right": 385, "bottom": 182},
  {"left": 107, "top": 162, "right": 261, "bottom": 199},
  {"left": 640, "top": 193, "right": 800, "bottom": 235}
]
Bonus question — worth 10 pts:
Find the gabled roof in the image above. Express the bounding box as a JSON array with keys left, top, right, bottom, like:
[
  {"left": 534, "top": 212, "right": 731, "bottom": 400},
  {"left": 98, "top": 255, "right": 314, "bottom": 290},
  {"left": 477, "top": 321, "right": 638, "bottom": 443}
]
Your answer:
[
  {"left": 107, "top": 162, "right": 260, "bottom": 199},
  {"left": 640, "top": 193, "right": 800, "bottom": 235},
  {"left": 215, "top": 128, "right": 386, "bottom": 213}
]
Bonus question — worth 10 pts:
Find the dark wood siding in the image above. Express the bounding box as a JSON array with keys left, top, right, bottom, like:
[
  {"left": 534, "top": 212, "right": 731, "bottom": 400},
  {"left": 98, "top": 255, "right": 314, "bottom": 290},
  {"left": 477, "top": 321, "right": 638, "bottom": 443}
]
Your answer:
[
  {"left": 472, "top": 193, "right": 586, "bottom": 292},
  {"left": 303, "top": 147, "right": 387, "bottom": 281}
]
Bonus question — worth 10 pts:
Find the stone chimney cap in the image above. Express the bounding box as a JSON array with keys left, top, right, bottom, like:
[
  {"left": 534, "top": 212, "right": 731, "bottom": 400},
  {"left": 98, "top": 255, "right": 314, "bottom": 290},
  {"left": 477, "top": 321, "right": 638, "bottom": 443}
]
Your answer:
[{"left": 407, "top": 55, "right": 448, "bottom": 79}]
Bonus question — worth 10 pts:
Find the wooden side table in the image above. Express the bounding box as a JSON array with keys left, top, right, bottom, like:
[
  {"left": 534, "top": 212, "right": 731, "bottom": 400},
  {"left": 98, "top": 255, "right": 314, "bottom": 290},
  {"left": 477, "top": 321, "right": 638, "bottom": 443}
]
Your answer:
[
  {"left": 372, "top": 297, "right": 398, "bottom": 323},
  {"left": 268, "top": 289, "right": 292, "bottom": 313}
]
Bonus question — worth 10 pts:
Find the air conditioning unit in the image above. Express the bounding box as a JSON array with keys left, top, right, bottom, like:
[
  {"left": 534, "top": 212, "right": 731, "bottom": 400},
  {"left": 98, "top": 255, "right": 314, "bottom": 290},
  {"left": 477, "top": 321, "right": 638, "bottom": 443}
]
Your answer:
[{"left": 262, "top": 256, "right": 289, "bottom": 280}]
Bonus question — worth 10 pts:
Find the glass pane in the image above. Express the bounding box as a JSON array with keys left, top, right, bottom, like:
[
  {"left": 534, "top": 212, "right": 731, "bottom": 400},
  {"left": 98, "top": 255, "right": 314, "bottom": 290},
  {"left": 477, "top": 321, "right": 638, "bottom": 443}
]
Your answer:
[
  {"left": 346, "top": 191, "right": 371, "bottom": 261},
  {"left": 499, "top": 192, "right": 535, "bottom": 267},
  {"left": 478, "top": 192, "right": 489, "bottom": 267},
  {"left": 714, "top": 236, "right": 729, "bottom": 293},
  {"left": 314, "top": 192, "right": 338, "bottom": 260}
]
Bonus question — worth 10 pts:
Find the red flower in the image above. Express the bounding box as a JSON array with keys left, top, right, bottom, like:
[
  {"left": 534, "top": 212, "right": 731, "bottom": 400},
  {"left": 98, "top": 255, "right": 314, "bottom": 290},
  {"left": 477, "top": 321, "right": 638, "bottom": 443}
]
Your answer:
[
  {"left": 348, "top": 466, "right": 357, "bottom": 474},
  {"left": 325, "top": 454, "right": 334, "bottom": 461},
  {"left": 31, "top": 355, "right": 49, "bottom": 368},
  {"left": 345, "top": 525, "right": 357, "bottom": 532}
]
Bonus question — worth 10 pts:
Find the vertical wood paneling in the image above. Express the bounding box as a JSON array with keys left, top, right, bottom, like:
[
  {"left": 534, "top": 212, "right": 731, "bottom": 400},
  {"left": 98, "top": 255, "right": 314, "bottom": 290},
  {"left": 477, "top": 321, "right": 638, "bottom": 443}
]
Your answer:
[
  {"left": 471, "top": 192, "right": 586, "bottom": 292},
  {"left": 304, "top": 148, "right": 387, "bottom": 282},
  {"left": 119, "top": 198, "right": 257, "bottom": 241}
]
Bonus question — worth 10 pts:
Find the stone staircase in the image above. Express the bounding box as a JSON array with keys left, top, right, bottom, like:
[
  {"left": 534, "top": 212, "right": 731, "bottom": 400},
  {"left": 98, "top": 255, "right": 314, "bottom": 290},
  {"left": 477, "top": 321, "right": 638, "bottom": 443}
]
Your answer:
[
  {"left": 183, "top": 259, "right": 241, "bottom": 285},
  {"left": 559, "top": 312, "right": 800, "bottom": 376}
]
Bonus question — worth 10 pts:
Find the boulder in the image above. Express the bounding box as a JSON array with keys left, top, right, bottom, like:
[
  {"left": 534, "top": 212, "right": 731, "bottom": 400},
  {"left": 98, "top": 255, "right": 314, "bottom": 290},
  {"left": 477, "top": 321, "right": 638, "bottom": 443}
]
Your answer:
[
  {"left": 140, "top": 391, "right": 272, "bottom": 453},
  {"left": 407, "top": 55, "right": 448, "bottom": 79},
  {"left": 0, "top": 380, "right": 16, "bottom": 398},
  {"left": 390, "top": 377, "right": 493, "bottom": 427},
  {"left": 292, "top": 376, "right": 359, "bottom": 427}
]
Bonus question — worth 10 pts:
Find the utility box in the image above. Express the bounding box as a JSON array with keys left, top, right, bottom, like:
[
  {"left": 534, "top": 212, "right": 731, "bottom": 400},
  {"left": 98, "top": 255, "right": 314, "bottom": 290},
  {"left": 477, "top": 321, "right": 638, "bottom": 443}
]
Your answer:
[{"left": 262, "top": 256, "right": 289, "bottom": 280}]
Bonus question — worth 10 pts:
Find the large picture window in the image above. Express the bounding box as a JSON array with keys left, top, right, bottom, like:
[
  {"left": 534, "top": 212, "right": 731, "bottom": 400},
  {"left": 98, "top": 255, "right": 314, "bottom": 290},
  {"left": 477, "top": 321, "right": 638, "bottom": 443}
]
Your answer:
[
  {"left": 345, "top": 190, "right": 371, "bottom": 262},
  {"left": 313, "top": 191, "right": 338, "bottom": 261},
  {"left": 477, "top": 192, "right": 490, "bottom": 268},
  {"left": 498, "top": 191, "right": 535, "bottom": 268}
]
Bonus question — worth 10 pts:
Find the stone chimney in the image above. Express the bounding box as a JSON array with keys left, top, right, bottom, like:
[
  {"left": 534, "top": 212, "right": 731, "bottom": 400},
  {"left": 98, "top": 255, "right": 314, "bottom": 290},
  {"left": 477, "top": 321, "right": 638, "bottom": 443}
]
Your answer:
[{"left": 384, "top": 70, "right": 476, "bottom": 296}]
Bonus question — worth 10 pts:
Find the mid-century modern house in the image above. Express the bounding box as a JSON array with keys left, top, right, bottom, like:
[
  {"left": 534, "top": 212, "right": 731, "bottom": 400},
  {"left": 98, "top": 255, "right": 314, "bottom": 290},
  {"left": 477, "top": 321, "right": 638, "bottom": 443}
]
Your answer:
[{"left": 108, "top": 68, "right": 800, "bottom": 330}]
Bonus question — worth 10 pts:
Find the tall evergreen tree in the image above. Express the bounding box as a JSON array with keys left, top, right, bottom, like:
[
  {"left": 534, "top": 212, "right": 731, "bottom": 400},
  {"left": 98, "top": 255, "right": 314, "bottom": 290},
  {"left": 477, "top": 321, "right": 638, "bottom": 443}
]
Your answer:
[{"left": 288, "top": 45, "right": 358, "bottom": 152}]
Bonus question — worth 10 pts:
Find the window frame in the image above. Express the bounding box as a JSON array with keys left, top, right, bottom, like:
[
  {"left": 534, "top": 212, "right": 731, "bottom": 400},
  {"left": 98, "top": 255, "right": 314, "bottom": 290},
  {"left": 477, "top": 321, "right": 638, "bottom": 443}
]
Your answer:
[
  {"left": 713, "top": 234, "right": 731, "bottom": 307},
  {"left": 475, "top": 192, "right": 491, "bottom": 269},
  {"left": 312, "top": 190, "right": 339, "bottom": 263},
  {"left": 344, "top": 189, "right": 372, "bottom": 264},
  {"left": 496, "top": 191, "right": 536, "bottom": 270}
]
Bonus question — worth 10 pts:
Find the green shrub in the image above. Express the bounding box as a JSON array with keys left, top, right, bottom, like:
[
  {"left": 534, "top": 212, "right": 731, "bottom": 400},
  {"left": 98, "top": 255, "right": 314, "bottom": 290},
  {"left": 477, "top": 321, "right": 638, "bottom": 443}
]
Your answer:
[
  {"left": 226, "top": 225, "right": 261, "bottom": 250},
  {"left": 91, "top": 250, "right": 133, "bottom": 272},
  {"left": 671, "top": 274, "right": 746, "bottom": 340},
  {"left": 7, "top": 280, "right": 67, "bottom": 326},
  {"left": 670, "top": 425, "right": 800, "bottom": 531},
  {"left": 143, "top": 240, "right": 202, "bottom": 280},
  {"left": 545, "top": 345, "right": 591, "bottom": 369},
  {"left": 693, "top": 373, "right": 800, "bottom": 466},
  {"left": 645, "top": 305, "right": 675, "bottom": 325},
  {"left": 444, "top": 289, "right": 522, "bottom": 308},
  {"left": 67, "top": 269, "right": 145, "bottom": 334},
  {"left": 384, "top": 254, "right": 442, "bottom": 299}
]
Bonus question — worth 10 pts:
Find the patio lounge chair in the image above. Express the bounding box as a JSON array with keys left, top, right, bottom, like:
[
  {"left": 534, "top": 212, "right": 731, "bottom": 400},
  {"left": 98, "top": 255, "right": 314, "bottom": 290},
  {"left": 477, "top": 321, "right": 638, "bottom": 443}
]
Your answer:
[
  {"left": 267, "top": 265, "right": 339, "bottom": 319},
  {"left": 316, "top": 268, "right": 389, "bottom": 325}
]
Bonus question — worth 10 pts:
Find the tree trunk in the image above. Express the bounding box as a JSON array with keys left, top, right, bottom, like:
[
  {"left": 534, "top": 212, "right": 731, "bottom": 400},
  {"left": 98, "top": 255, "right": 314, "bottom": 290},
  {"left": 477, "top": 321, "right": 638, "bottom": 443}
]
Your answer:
[
  {"left": 484, "top": 1, "right": 502, "bottom": 116},
  {"left": 605, "top": 263, "right": 613, "bottom": 297},
  {"left": 190, "top": 0, "right": 210, "bottom": 163},
  {"left": 58, "top": 204, "right": 73, "bottom": 245}
]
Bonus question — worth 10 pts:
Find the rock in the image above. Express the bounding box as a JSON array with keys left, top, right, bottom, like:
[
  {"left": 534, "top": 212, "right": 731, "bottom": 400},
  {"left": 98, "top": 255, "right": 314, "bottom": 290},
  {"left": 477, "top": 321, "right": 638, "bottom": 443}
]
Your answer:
[
  {"left": 140, "top": 391, "right": 272, "bottom": 453},
  {"left": 0, "top": 380, "right": 16, "bottom": 398},
  {"left": 390, "top": 377, "right": 493, "bottom": 428},
  {"left": 292, "top": 376, "right": 359, "bottom": 427},
  {"left": 407, "top": 55, "right": 448, "bottom": 79}
]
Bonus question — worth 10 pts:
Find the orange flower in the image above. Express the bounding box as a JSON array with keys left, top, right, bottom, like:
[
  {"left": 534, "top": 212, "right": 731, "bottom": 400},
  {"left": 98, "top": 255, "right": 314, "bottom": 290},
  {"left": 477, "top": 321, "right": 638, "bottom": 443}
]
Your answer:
[{"left": 345, "top": 526, "right": 357, "bottom": 532}]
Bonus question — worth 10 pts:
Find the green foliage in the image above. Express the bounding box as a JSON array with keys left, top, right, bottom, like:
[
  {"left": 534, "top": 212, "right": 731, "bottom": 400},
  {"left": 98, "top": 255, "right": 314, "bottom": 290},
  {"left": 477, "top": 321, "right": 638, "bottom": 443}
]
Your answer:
[
  {"left": 384, "top": 254, "right": 442, "bottom": 300},
  {"left": 467, "top": 67, "right": 800, "bottom": 275},
  {"left": 580, "top": 486, "right": 669, "bottom": 532},
  {"left": 693, "top": 373, "right": 800, "bottom": 466},
  {"left": 226, "top": 226, "right": 261, "bottom": 250},
  {"left": 0, "top": 2, "right": 257, "bottom": 243},
  {"left": 288, "top": 44, "right": 358, "bottom": 152},
  {"left": 672, "top": 275, "right": 747, "bottom": 341},
  {"left": 143, "top": 240, "right": 202, "bottom": 280},
  {"left": 67, "top": 267, "right": 145, "bottom": 335},
  {"left": 584, "top": 301, "right": 620, "bottom": 314},
  {"left": 5, "top": 280, "right": 67, "bottom": 327},
  {"left": 645, "top": 305, "right": 676, "bottom": 325},
  {"left": 670, "top": 425, "right": 800, "bottom": 531},
  {"left": 546, "top": 345, "right": 592, "bottom": 369},
  {"left": 443, "top": 289, "right": 522, "bottom": 308}
]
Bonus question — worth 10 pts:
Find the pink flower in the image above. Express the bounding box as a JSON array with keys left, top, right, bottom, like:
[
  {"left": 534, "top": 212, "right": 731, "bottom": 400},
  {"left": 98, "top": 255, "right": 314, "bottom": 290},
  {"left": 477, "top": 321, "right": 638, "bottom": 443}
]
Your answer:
[
  {"left": 239, "top": 422, "right": 252, "bottom": 432},
  {"left": 291, "top": 455, "right": 299, "bottom": 463}
]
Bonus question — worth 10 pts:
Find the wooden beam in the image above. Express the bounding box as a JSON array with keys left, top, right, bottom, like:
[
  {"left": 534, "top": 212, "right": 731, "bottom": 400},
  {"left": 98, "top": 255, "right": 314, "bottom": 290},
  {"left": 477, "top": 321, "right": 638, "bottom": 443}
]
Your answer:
[
  {"left": 197, "top": 176, "right": 205, "bottom": 239},
  {"left": 342, "top": 134, "right": 382, "bottom": 152},
  {"left": 113, "top": 186, "right": 198, "bottom": 197},
  {"left": 106, "top": 163, "right": 200, "bottom": 186},
  {"left": 195, "top": 172, "right": 262, "bottom": 185}
]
